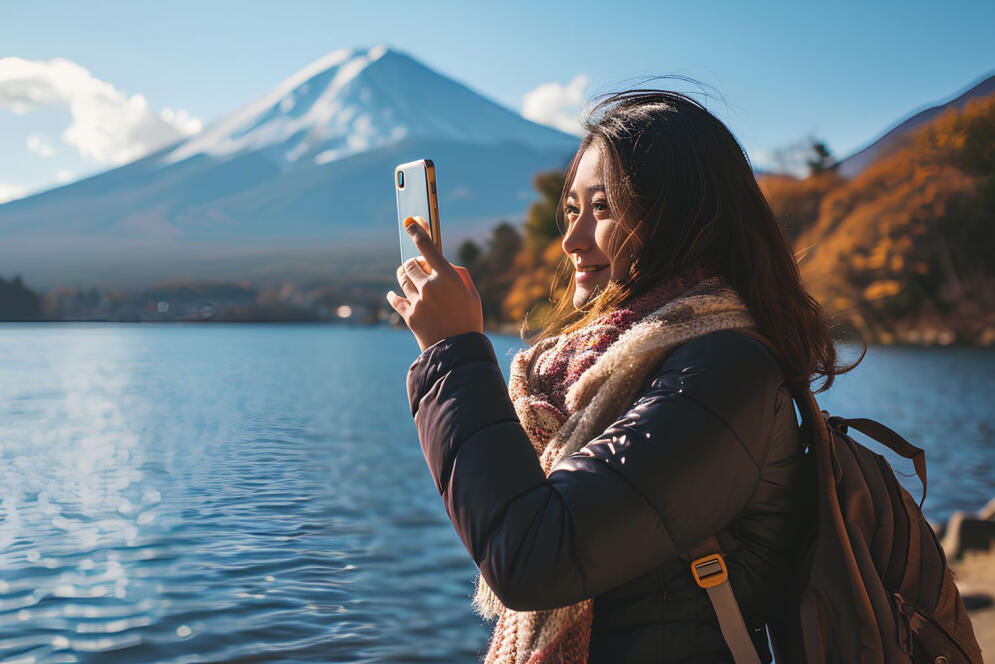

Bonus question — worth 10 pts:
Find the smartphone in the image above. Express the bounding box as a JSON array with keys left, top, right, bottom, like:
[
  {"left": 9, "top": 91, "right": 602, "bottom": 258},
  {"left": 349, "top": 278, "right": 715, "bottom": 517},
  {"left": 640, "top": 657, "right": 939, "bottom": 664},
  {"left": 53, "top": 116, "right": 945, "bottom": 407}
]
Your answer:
[{"left": 395, "top": 159, "right": 442, "bottom": 267}]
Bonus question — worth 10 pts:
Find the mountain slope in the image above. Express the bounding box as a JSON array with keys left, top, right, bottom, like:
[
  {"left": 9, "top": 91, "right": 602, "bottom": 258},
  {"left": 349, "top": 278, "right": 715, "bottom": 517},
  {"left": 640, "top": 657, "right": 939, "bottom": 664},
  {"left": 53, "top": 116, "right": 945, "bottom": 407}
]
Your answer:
[
  {"left": 837, "top": 71, "right": 995, "bottom": 178},
  {"left": 0, "top": 45, "right": 578, "bottom": 289}
]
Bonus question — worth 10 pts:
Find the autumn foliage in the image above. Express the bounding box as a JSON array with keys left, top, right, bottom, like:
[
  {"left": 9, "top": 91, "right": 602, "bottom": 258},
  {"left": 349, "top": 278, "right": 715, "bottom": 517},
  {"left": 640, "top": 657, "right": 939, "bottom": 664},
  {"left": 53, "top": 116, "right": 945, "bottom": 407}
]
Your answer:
[{"left": 789, "top": 94, "right": 995, "bottom": 345}]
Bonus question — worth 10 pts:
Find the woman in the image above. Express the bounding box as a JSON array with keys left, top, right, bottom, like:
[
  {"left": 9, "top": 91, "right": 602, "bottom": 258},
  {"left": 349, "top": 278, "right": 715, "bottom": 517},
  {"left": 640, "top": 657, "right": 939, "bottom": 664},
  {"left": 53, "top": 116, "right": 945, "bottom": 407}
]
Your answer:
[{"left": 386, "top": 88, "right": 863, "bottom": 664}]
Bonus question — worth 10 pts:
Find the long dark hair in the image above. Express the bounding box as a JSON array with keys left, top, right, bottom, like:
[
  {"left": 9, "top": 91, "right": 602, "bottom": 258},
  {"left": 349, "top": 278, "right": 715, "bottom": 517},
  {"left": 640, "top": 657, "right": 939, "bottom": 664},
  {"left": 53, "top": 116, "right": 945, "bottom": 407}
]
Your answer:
[{"left": 526, "top": 85, "right": 865, "bottom": 392}]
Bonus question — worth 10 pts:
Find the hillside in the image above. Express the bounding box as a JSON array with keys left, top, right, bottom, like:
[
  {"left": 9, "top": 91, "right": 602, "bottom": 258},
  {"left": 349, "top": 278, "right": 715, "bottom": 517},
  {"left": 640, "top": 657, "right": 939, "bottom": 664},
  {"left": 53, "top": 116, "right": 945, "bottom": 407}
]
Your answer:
[
  {"left": 836, "top": 72, "right": 995, "bottom": 178},
  {"left": 791, "top": 94, "right": 995, "bottom": 345}
]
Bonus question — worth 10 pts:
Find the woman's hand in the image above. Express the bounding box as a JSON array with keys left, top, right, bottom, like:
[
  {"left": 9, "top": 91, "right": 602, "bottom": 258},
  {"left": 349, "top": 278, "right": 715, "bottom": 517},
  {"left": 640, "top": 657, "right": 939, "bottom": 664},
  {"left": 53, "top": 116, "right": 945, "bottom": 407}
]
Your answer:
[{"left": 387, "top": 216, "right": 484, "bottom": 352}]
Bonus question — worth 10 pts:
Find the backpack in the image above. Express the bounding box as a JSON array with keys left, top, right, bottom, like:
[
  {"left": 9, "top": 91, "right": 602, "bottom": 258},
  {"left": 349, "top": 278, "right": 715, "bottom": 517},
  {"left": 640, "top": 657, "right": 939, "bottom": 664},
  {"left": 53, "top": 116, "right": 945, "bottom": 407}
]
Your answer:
[{"left": 690, "top": 328, "right": 984, "bottom": 664}]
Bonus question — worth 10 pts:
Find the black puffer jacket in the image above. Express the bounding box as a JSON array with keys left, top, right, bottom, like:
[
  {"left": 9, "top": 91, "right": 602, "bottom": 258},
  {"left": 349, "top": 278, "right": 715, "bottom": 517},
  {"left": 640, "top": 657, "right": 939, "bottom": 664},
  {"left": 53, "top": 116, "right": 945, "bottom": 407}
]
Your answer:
[{"left": 406, "top": 328, "right": 806, "bottom": 663}]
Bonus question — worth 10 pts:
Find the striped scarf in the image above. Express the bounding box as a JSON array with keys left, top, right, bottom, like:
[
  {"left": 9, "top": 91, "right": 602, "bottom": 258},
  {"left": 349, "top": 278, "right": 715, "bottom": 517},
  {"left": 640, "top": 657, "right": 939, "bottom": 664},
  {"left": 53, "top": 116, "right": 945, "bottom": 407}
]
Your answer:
[{"left": 472, "top": 270, "right": 756, "bottom": 664}]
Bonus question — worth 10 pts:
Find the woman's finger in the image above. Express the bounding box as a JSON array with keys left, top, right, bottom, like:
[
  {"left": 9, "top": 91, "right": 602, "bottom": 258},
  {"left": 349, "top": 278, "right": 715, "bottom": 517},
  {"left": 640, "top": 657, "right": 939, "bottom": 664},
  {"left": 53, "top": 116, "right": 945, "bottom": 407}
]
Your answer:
[
  {"left": 385, "top": 290, "right": 410, "bottom": 317},
  {"left": 452, "top": 265, "right": 479, "bottom": 299},
  {"left": 404, "top": 216, "right": 453, "bottom": 276},
  {"left": 396, "top": 264, "right": 418, "bottom": 299},
  {"left": 402, "top": 256, "right": 429, "bottom": 290}
]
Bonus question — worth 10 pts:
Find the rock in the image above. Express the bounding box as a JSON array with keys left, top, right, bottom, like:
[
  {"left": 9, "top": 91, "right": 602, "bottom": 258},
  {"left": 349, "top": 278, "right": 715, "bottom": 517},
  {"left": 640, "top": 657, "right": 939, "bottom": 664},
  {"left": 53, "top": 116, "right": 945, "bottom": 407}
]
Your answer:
[
  {"left": 979, "top": 496, "right": 995, "bottom": 521},
  {"left": 942, "top": 511, "right": 995, "bottom": 560},
  {"left": 962, "top": 593, "right": 995, "bottom": 611}
]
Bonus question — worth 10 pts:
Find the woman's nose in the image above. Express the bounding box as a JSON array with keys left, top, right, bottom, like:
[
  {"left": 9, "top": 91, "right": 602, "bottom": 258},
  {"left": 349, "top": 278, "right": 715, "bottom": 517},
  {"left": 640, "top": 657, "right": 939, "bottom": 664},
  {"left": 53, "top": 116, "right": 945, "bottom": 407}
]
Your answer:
[{"left": 561, "top": 210, "right": 593, "bottom": 257}]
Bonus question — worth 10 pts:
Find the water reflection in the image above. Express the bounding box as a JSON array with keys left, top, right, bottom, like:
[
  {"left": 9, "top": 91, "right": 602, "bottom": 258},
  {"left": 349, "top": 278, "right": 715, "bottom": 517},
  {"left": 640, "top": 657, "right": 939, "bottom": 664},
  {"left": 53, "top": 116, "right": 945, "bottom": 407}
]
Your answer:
[{"left": 0, "top": 324, "right": 493, "bottom": 662}]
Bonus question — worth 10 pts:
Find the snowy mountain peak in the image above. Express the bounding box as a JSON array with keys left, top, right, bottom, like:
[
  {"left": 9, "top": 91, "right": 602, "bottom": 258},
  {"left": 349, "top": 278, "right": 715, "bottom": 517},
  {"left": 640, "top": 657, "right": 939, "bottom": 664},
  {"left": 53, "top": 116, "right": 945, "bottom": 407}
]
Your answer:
[
  {"left": 367, "top": 43, "right": 389, "bottom": 60},
  {"left": 161, "top": 44, "right": 575, "bottom": 168}
]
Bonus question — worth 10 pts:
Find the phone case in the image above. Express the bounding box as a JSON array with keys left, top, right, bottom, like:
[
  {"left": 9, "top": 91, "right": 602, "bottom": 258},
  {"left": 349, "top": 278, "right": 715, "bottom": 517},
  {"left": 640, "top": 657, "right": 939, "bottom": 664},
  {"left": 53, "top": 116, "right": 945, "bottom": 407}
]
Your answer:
[{"left": 395, "top": 159, "right": 442, "bottom": 266}]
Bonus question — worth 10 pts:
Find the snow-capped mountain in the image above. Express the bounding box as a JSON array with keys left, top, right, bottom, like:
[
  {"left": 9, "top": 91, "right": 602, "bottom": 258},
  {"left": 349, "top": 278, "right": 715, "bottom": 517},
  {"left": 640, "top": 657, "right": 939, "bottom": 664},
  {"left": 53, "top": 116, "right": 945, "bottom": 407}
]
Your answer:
[
  {"left": 164, "top": 45, "right": 572, "bottom": 167},
  {"left": 0, "top": 45, "right": 579, "bottom": 288}
]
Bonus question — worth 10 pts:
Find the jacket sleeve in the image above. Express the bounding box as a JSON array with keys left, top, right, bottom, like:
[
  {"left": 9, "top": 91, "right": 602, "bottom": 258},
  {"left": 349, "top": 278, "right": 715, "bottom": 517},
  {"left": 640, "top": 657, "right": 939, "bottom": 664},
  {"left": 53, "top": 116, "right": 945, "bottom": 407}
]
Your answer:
[{"left": 406, "top": 329, "right": 784, "bottom": 612}]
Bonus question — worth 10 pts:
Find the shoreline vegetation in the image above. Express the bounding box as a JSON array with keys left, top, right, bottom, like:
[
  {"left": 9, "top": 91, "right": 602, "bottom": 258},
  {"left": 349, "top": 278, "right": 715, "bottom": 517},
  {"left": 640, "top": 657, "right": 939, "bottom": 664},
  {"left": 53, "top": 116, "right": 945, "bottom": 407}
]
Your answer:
[{"left": 3, "top": 93, "right": 994, "bottom": 346}]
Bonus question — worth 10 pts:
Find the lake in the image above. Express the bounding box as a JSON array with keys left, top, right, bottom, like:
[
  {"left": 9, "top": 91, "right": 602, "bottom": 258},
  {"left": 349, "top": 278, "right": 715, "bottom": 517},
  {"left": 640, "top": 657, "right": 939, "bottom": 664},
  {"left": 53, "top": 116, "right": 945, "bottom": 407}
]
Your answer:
[{"left": 0, "top": 324, "right": 992, "bottom": 663}]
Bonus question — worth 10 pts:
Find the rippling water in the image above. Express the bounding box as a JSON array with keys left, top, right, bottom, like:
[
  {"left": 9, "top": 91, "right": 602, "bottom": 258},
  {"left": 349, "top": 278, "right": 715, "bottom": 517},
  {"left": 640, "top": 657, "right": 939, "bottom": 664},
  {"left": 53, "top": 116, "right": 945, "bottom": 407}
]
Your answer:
[{"left": 0, "top": 324, "right": 992, "bottom": 663}]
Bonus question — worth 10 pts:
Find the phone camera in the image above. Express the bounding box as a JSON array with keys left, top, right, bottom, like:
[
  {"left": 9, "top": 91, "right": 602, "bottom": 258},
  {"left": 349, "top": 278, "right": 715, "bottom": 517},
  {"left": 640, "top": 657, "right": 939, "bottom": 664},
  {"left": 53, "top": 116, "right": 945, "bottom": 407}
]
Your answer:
[{"left": 396, "top": 170, "right": 405, "bottom": 188}]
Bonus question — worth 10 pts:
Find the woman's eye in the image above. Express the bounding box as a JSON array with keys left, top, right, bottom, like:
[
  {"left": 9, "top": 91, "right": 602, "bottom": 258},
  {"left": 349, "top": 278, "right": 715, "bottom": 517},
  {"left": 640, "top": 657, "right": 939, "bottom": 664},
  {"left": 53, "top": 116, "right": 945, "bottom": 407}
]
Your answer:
[{"left": 564, "top": 202, "right": 607, "bottom": 215}]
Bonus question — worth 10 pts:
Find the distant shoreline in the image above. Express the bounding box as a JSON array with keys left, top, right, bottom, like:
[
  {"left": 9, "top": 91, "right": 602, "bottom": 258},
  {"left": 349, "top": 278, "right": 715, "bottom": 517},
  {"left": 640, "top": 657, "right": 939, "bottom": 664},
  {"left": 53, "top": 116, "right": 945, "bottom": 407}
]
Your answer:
[{"left": 1, "top": 319, "right": 994, "bottom": 348}]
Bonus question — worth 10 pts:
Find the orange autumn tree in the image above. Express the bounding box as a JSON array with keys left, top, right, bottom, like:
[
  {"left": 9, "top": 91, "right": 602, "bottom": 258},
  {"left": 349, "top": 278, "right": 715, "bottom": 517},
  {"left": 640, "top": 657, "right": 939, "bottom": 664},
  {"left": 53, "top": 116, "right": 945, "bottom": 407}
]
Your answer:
[
  {"left": 795, "top": 93, "right": 995, "bottom": 345},
  {"left": 759, "top": 170, "right": 845, "bottom": 240},
  {"left": 501, "top": 170, "right": 572, "bottom": 335}
]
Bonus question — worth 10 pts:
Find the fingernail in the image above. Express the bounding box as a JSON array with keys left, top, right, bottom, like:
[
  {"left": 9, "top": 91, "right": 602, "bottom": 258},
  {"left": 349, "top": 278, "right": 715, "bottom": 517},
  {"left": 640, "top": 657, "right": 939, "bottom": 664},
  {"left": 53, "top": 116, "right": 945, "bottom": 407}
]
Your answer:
[{"left": 406, "top": 222, "right": 419, "bottom": 236}]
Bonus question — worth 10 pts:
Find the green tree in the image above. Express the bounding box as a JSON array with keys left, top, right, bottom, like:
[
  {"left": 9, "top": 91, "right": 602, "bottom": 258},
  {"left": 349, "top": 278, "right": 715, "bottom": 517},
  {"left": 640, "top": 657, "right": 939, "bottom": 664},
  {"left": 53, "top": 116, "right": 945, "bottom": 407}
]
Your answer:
[
  {"left": 472, "top": 221, "right": 524, "bottom": 325},
  {"left": 457, "top": 238, "right": 482, "bottom": 268},
  {"left": 0, "top": 275, "right": 42, "bottom": 321},
  {"left": 487, "top": 221, "right": 523, "bottom": 270},
  {"left": 524, "top": 170, "right": 567, "bottom": 249},
  {"left": 806, "top": 140, "right": 837, "bottom": 175}
]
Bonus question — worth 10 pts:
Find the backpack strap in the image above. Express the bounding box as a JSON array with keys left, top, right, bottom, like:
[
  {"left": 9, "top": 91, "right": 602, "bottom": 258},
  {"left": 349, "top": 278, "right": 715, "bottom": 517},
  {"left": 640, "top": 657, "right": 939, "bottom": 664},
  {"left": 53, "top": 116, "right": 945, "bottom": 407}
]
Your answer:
[
  {"left": 685, "top": 536, "right": 762, "bottom": 664},
  {"left": 829, "top": 416, "right": 927, "bottom": 510},
  {"left": 676, "top": 327, "right": 791, "bottom": 664}
]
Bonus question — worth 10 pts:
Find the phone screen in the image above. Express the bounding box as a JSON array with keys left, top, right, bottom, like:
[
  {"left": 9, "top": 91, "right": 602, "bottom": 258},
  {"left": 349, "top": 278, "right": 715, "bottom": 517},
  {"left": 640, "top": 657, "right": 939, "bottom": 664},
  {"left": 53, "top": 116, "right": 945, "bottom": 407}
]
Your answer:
[{"left": 395, "top": 160, "right": 439, "bottom": 266}]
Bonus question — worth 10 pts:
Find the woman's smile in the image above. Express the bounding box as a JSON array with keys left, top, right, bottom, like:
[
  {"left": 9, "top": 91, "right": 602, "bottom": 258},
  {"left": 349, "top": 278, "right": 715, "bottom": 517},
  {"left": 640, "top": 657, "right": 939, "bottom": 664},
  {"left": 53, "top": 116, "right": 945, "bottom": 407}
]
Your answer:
[{"left": 575, "top": 264, "right": 608, "bottom": 283}]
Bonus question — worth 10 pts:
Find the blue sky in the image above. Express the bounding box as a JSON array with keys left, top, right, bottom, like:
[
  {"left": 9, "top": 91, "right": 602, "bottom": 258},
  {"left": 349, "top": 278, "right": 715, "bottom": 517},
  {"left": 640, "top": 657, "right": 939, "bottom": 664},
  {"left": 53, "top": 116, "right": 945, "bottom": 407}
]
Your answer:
[{"left": 2, "top": 0, "right": 993, "bottom": 202}]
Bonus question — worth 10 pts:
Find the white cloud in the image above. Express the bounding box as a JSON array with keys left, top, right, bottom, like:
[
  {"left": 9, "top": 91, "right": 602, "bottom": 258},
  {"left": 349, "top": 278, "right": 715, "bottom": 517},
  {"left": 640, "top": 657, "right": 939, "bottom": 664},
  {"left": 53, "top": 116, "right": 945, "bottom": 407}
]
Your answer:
[
  {"left": 0, "top": 56, "right": 202, "bottom": 165},
  {"left": 0, "top": 183, "right": 30, "bottom": 204},
  {"left": 55, "top": 169, "right": 75, "bottom": 183},
  {"left": 26, "top": 133, "right": 55, "bottom": 157},
  {"left": 522, "top": 74, "right": 589, "bottom": 136}
]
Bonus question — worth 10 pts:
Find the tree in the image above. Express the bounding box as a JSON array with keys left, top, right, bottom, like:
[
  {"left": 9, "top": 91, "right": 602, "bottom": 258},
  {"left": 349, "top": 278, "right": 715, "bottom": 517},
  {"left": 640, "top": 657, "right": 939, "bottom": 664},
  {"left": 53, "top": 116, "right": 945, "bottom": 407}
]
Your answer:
[
  {"left": 486, "top": 221, "right": 524, "bottom": 270},
  {"left": 457, "top": 239, "right": 482, "bottom": 268},
  {"left": 471, "top": 221, "right": 524, "bottom": 325},
  {"left": 0, "top": 274, "right": 42, "bottom": 321},
  {"left": 806, "top": 140, "right": 837, "bottom": 175},
  {"left": 768, "top": 135, "right": 837, "bottom": 177},
  {"left": 524, "top": 170, "right": 567, "bottom": 249}
]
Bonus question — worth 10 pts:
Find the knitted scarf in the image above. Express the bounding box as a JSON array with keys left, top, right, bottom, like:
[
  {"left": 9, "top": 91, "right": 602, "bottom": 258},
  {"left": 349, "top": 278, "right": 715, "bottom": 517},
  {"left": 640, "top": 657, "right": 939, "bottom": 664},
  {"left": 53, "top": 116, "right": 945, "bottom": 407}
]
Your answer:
[{"left": 472, "top": 269, "right": 756, "bottom": 664}]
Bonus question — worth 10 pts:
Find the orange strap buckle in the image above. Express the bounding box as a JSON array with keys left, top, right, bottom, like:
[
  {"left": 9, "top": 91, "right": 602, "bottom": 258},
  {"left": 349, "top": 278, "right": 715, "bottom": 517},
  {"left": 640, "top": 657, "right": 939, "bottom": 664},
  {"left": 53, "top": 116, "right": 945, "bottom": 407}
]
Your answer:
[{"left": 691, "top": 553, "right": 728, "bottom": 589}]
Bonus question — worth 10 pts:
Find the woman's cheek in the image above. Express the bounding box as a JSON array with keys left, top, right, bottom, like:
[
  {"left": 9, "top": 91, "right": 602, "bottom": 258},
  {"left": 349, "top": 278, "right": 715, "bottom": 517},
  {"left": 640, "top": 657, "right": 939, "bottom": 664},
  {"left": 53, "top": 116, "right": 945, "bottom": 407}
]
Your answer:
[
  {"left": 595, "top": 222, "right": 614, "bottom": 256},
  {"left": 597, "top": 224, "right": 621, "bottom": 267}
]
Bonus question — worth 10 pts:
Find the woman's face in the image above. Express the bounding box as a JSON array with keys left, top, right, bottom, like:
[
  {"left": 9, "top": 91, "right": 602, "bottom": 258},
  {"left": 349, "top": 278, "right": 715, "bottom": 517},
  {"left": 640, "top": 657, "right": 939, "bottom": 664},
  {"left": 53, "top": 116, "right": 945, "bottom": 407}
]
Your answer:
[{"left": 561, "top": 146, "right": 635, "bottom": 309}]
